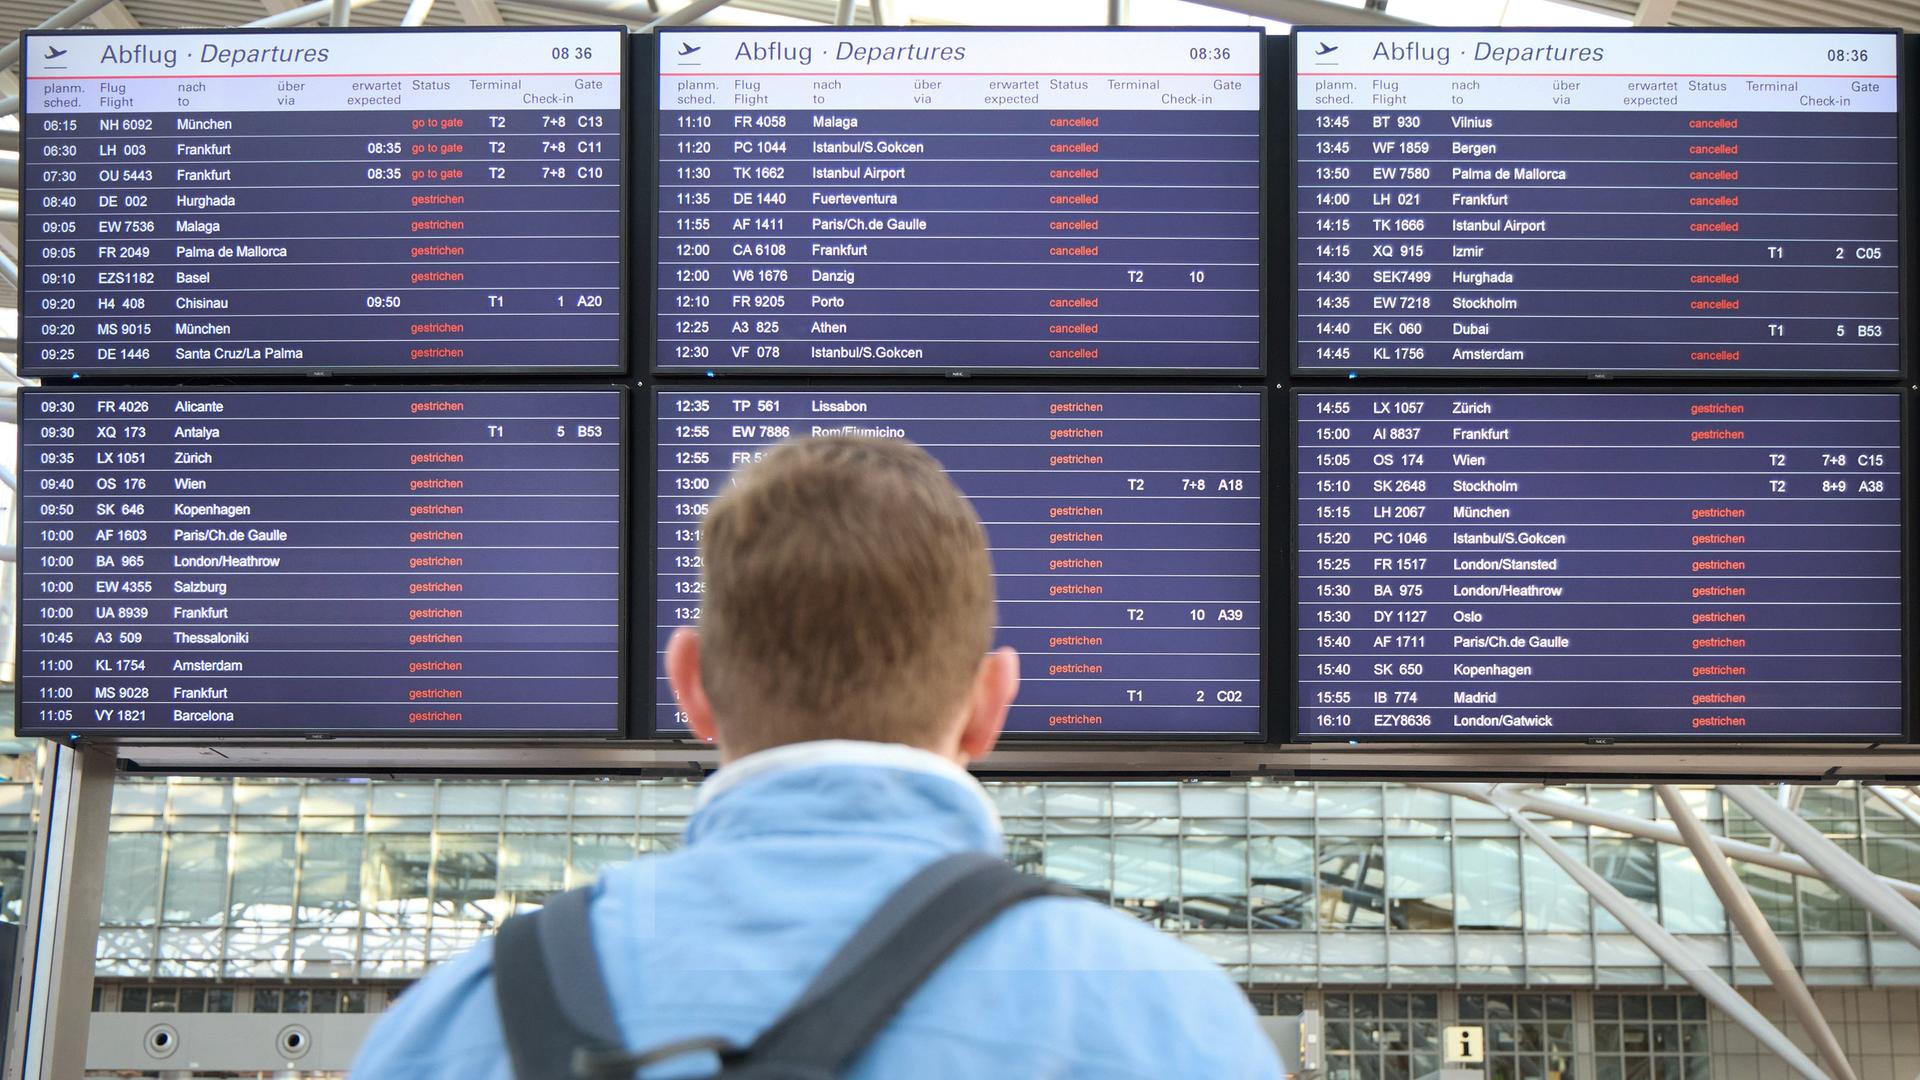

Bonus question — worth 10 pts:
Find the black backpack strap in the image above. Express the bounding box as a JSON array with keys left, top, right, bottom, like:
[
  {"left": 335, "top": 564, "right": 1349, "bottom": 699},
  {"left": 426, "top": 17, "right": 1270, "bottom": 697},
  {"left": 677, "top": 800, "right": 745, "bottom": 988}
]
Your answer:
[
  {"left": 493, "top": 886, "right": 626, "bottom": 1079},
  {"left": 742, "top": 851, "right": 1080, "bottom": 1074}
]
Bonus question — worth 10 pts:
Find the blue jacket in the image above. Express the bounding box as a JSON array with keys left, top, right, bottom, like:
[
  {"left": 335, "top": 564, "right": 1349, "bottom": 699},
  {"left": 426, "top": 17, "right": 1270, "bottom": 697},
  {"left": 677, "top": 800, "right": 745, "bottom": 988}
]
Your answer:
[{"left": 352, "top": 741, "right": 1281, "bottom": 1078}]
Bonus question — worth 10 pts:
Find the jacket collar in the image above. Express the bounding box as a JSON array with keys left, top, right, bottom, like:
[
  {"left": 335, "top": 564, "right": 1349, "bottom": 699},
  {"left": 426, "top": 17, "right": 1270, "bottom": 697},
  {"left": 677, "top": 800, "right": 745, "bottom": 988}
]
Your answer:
[{"left": 686, "top": 740, "right": 1003, "bottom": 850}]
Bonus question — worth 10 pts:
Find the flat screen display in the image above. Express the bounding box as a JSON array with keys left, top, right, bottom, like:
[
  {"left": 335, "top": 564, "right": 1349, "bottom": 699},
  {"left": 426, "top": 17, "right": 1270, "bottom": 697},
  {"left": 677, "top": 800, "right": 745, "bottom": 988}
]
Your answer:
[
  {"left": 654, "top": 388, "right": 1263, "bottom": 737},
  {"left": 1295, "top": 391, "right": 1904, "bottom": 740},
  {"left": 19, "top": 27, "right": 626, "bottom": 376},
  {"left": 17, "top": 388, "right": 625, "bottom": 736},
  {"left": 654, "top": 28, "right": 1262, "bottom": 373},
  {"left": 1292, "top": 29, "right": 1902, "bottom": 376}
]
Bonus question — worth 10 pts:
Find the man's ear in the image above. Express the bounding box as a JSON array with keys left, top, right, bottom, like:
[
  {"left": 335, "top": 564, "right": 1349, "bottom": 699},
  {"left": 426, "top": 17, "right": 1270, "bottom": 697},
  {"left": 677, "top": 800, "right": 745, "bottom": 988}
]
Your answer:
[
  {"left": 956, "top": 646, "right": 1018, "bottom": 762},
  {"left": 665, "top": 626, "right": 718, "bottom": 744}
]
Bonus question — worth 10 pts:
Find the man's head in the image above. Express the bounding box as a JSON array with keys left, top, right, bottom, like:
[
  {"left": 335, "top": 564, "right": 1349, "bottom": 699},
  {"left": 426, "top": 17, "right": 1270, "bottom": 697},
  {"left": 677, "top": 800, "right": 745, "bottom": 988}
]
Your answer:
[{"left": 664, "top": 436, "right": 1019, "bottom": 763}]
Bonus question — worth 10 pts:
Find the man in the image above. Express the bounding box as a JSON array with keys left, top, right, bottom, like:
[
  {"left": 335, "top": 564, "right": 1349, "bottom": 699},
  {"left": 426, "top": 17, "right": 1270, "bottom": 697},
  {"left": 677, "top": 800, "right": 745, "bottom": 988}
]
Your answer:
[{"left": 353, "top": 436, "right": 1280, "bottom": 1078}]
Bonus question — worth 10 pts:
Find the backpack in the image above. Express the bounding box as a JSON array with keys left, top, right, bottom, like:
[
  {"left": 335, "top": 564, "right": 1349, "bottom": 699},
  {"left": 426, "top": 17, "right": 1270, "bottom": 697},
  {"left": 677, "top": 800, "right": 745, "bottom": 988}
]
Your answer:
[{"left": 492, "top": 851, "right": 1080, "bottom": 1079}]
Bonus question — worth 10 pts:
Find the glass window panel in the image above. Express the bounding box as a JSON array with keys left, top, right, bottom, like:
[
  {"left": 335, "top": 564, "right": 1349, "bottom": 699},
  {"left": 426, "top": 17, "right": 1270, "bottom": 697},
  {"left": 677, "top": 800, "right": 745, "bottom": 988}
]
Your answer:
[
  {"left": 253, "top": 988, "right": 279, "bottom": 1013},
  {"left": 1319, "top": 786, "right": 1384, "bottom": 818},
  {"left": 299, "top": 783, "right": 368, "bottom": 817},
  {"left": 1621, "top": 1025, "right": 1650, "bottom": 1052},
  {"left": 1182, "top": 836, "right": 1248, "bottom": 929},
  {"left": 1415, "top": 1055, "right": 1440, "bottom": 1079},
  {"left": 568, "top": 834, "right": 638, "bottom": 889},
  {"left": 364, "top": 835, "right": 431, "bottom": 927},
  {"left": 572, "top": 784, "right": 638, "bottom": 818},
  {"left": 1113, "top": 836, "right": 1180, "bottom": 927},
  {"left": 1456, "top": 838, "right": 1522, "bottom": 930},
  {"left": 437, "top": 784, "right": 503, "bottom": 815},
  {"left": 1524, "top": 839, "right": 1589, "bottom": 932},
  {"left": 168, "top": 781, "right": 232, "bottom": 815},
  {"left": 1412, "top": 994, "right": 1438, "bottom": 1019},
  {"left": 1042, "top": 836, "right": 1111, "bottom": 893},
  {"left": 343, "top": 988, "right": 367, "bottom": 1013},
  {"left": 1180, "top": 783, "right": 1245, "bottom": 819},
  {"left": 1386, "top": 788, "right": 1450, "bottom": 823},
  {"left": 1799, "top": 874, "right": 1868, "bottom": 933},
  {"left": 1491, "top": 1020, "right": 1517, "bottom": 1052},
  {"left": 1386, "top": 838, "right": 1452, "bottom": 930},
  {"left": 310, "top": 988, "right": 338, "bottom": 1013},
  {"left": 161, "top": 826, "right": 226, "bottom": 922},
  {"left": 1678, "top": 998, "right": 1706, "bottom": 1021},
  {"left": 235, "top": 782, "right": 299, "bottom": 816},
  {"left": 1414, "top": 1022, "right": 1440, "bottom": 1051},
  {"left": 1318, "top": 839, "right": 1386, "bottom": 929},
  {"left": 1593, "top": 996, "right": 1618, "bottom": 1020},
  {"left": 101, "top": 833, "right": 162, "bottom": 925},
  {"left": 1249, "top": 836, "right": 1314, "bottom": 931},
  {"left": 1249, "top": 782, "right": 1316, "bottom": 818},
  {"left": 1623, "top": 996, "right": 1648, "bottom": 1020},
  {"left": 1325, "top": 993, "right": 1351, "bottom": 1019},
  {"left": 1651, "top": 997, "right": 1677, "bottom": 1020},
  {"left": 369, "top": 784, "right": 436, "bottom": 816},
  {"left": 1329, "top": 1023, "right": 1352, "bottom": 1051},
  {"left": 1734, "top": 859, "right": 1801, "bottom": 931},
  {"left": 1588, "top": 788, "right": 1655, "bottom": 817},
  {"left": 1459, "top": 993, "right": 1485, "bottom": 1020},
  {"left": 1546, "top": 996, "right": 1572, "bottom": 1021},
  {"left": 1386, "top": 1056, "right": 1410, "bottom": 1080},
  {"left": 297, "top": 834, "right": 364, "bottom": 919},
  {"left": 208, "top": 988, "right": 234, "bottom": 1012},
  {"left": 432, "top": 834, "right": 500, "bottom": 918},
  {"left": 1624, "top": 1060, "right": 1651, "bottom": 1080},
  {"left": 1595, "top": 1026, "right": 1620, "bottom": 1052},
  {"left": 230, "top": 832, "right": 295, "bottom": 923},
  {"left": 113, "top": 783, "right": 168, "bottom": 816},
  {"left": 1652, "top": 1025, "right": 1677, "bottom": 1052},
  {"left": 1351, "top": 993, "right": 1379, "bottom": 1020},
  {"left": 1590, "top": 838, "right": 1659, "bottom": 932},
  {"left": 500, "top": 834, "right": 565, "bottom": 906},
  {"left": 282, "top": 988, "right": 310, "bottom": 1013}
]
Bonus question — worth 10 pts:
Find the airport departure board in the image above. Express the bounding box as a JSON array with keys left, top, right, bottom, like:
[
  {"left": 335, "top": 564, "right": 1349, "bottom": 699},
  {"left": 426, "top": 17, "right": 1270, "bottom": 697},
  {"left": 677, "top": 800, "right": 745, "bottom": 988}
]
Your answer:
[
  {"left": 1293, "top": 29, "right": 1902, "bottom": 376},
  {"left": 655, "top": 28, "right": 1262, "bottom": 373},
  {"left": 655, "top": 389, "right": 1263, "bottom": 737},
  {"left": 17, "top": 389, "right": 624, "bottom": 736},
  {"left": 19, "top": 28, "right": 625, "bottom": 376},
  {"left": 1295, "top": 392, "right": 1904, "bottom": 740}
]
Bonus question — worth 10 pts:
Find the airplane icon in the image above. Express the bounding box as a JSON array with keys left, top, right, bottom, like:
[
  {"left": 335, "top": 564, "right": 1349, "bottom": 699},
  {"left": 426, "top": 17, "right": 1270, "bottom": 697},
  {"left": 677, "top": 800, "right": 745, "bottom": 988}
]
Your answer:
[
  {"left": 1314, "top": 42, "right": 1337, "bottom": 56},
  {"left": 43, "top": 46, "right": 67, "bottom": 59},
  {"left": 677, "top": 42, "right": 700, "bottom": 56}
]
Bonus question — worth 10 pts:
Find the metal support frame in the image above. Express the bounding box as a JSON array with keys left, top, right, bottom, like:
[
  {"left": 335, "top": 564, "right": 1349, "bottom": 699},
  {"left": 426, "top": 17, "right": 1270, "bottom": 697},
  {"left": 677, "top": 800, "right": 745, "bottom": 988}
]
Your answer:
[
  {"left": 0, "top": 0, "right": 127, "bottom": 73},
  {"left": 1107, "top": 0, "right": 1128, "bottom": 24},
  {"left": 4, "top": 745, "right": 116, "bottom": 1080},
  {"left": 400, "top": 0, "right": 438, "bottom": 27},
  {"left": 243, "top": 0, "right": 379, "bottom": 28},
  {"left": 1866, "top": 785, "right": 1920, "bottom": 829},
  {"left": 1657, "top": 786, "right": 1856, "bottom": 1080},
  {"left": 868, "top": 0, "right": 891, "bottom": 25},
  {"left": 1723, "top": 785, "right": 1920, "bottom": 949},
  {"left": 332, "top": 0, "right": 353, "bottom": 26},
  {"left": 833, "top": 0, "right": 856, "bottom": 24},
  {"left": 1486, "top": 789, "right": 1830, "bottom": 1080},
  {"left": 1417, "top": 782, "right": 1920, "bottom": 903}
]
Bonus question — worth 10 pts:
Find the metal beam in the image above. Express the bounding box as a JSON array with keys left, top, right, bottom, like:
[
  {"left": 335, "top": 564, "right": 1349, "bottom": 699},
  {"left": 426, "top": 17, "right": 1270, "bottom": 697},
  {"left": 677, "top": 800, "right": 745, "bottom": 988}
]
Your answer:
[
  {"left": 651, "top": 0, "right": 740, "bottom": 26},
  {"left": 1176, "top": 0, "right": 1415, "bottom": 25},
  {"left": 401, "top": 0, "right": 439, "bottom": 26},
  {"left": 1489, "top": 789, "right": 1830, "bottom": 1080},
  {"left": 451, "top": 0, "right": 502, "bottom": 25},
  {"left": 1723, "top": 785, "right": 1920, "bottom": 950},
  {"left": 4, "top": 745, "right": 117, "bottom": 1080},
  {"left": 833, "top": 0, "right": 855, "bottom": 22},
  {"left": 495, "top": 0, "right": 669, "bottom": 19},
  {"left": 244, "top": 0, "right": 381, "bottom": 28},
  {"left": 868, "top": 0, "right": 891, "bottom": 25},
  {"left": 0, "top": 0, "right": 126, "bottom": 74},
  {"left": 1633, "top": 0, "right": 1680, "bottom": 25},
  {"left": 1867, "top": 786, "right": 1920, "bottom": 830},
  {"left": 1107, "top": 0, "right": 1128, "bottom": 23},
  {"left": 0, "top": 98, "right": 18, "bottom": 121},
  {"left": 0, "top": 400, "right": 16, "bottom": 424},
  {"left": 1657, "top": 787, "right": 1856, "bottom": 1080},
  {"left": 332, "top": 0, "right": 353, "bottom": 26},
  {"left": 1416, "top": 782, "right": 1920, "bottom": 904},
  {"left": 85, "top": 0, "right": 141, "bottom": 29},
  {"left": 0, "top": 249, "right": 17, "bottom": 289}
]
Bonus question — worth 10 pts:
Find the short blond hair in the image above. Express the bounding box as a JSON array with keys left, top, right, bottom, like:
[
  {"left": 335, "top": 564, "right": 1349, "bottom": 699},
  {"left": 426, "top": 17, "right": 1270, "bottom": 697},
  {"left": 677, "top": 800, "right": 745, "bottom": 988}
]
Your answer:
[{"left": 695, "top": 436, "right": 995, "bottom": 755}]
